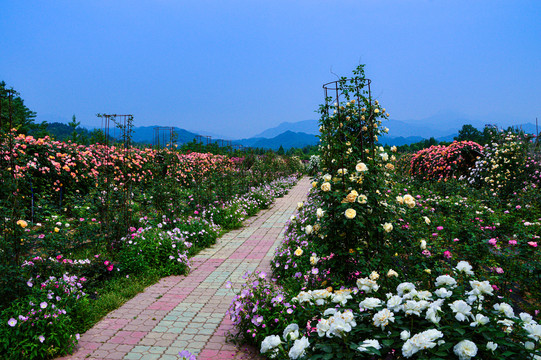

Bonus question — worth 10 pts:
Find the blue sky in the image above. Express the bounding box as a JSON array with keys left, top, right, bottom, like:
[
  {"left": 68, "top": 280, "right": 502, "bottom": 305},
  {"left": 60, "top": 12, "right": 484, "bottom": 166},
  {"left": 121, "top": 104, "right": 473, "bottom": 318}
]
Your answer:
[{"left": 1, "top": 0, "right": 540, "bottom": 138}]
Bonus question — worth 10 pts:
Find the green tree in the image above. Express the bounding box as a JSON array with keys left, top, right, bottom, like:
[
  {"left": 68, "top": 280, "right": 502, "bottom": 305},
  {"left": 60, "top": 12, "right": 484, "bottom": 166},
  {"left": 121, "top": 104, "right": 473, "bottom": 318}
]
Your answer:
[
  {"left": 0, "top": 81, "right": 42, "bottom": 135},
  {"left": 276, "top": 145, "right": 285, "bottom": 155},
  {"left": 455, "top": 124, "right": 483, "bottom": 143},
  {"left": 68, "top": 114, "right": 81, "bottom": 143}
]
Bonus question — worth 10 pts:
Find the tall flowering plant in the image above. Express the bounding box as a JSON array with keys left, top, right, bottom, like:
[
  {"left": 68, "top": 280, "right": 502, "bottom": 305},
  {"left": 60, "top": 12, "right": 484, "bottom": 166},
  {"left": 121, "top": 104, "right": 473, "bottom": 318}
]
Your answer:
[{"left": 312, "top": 65, "right": 398, "bottom": 279}]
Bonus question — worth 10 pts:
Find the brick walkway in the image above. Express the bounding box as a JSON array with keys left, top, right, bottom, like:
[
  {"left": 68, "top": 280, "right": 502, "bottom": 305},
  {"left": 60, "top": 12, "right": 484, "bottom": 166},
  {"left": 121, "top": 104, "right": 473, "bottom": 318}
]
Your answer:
[{"left": 60, "top": 177, "right": 310, "bottom": 360}]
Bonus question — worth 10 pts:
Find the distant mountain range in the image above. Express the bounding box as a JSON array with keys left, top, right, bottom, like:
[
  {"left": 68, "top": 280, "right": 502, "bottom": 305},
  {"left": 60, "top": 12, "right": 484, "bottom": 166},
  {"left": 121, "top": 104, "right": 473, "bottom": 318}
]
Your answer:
[
  {"left": 233, "top": 131, "right": 319, "bottom": 150},
  {"left": 242, "top": 112, "right": 538, "bottom": 147},
  {"left": 76, "top": 125, "right": 319, "bottom": 150},
  {"left": 46, "top": 110, "right": 537, "bottom": 150},
  {"left": 252, "top": 120, "right": 319, "bottom": 138}
]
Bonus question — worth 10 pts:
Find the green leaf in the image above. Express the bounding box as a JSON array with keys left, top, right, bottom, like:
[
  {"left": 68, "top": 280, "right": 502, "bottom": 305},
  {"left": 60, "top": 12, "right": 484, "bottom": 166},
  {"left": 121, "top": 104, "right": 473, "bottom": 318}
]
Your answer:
[{"left": 382, "top": 339, "right": 394, "bottom": 347}]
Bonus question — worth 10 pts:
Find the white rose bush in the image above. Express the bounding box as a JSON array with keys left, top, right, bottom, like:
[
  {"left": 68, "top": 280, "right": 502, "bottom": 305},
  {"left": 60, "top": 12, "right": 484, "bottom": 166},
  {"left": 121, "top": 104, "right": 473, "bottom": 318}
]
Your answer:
[{"left": 228, "top": 65, "right": 540, "bottom": 358}]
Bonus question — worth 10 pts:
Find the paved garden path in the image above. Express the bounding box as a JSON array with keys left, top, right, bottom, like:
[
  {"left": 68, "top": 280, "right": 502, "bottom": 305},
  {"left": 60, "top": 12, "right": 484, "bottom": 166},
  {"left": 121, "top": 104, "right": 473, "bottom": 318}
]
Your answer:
[{"left": 61, "top": 177, "right": 310, "bottom": 360}]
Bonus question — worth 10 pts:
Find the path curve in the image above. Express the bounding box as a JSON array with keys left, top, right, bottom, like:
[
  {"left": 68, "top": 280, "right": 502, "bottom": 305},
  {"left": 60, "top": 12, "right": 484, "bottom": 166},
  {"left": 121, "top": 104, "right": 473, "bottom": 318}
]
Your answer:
[{"left": 61, "top": 177, "right": 311, "bottom": 360}]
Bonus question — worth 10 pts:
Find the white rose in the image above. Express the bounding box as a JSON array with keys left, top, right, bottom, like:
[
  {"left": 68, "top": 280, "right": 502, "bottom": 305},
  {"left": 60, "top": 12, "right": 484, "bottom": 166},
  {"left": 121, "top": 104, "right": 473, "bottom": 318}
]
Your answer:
[
  {"left": 386, "top": 295, "right": 403, "bottom": 312},
  {"left": 449, "top": 300, "right": 472, "bottom": 322},
  {"left": 455, "top": 261, "right": 474, "bottom": 276},
  {"left": 372, "top": 308, "right": 395, "bottom": 329},
  {"left": 283, "top": 323, "right": 300, "bottom": 341},
  {"left": 357, "top": 339, "right": 381, "bottom": 353},
  {"left": 261, "top": 335, "right": 282, "bottom": 354},
  {"left": 359, "top": 297, "right": 382, "bottom": 310},
  {"left": 288, "top": 337, "right": 310, "bottom": 360},
  {"left": 454, "top": 340, "right": 478, "bottom": 360}
]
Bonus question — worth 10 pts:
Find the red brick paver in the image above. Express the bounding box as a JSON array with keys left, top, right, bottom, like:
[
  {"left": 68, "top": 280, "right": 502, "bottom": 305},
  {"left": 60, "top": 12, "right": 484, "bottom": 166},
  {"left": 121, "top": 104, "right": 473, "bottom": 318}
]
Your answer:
[{"left": 59, "top": 177, "right": 310, "bottom": 360}]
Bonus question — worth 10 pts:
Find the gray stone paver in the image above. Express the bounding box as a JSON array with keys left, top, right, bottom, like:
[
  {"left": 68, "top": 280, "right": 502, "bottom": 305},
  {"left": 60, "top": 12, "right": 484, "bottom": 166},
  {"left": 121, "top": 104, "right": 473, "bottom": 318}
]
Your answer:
[{"left": 59, "top": 177, "right": 310, "bottom": 360}]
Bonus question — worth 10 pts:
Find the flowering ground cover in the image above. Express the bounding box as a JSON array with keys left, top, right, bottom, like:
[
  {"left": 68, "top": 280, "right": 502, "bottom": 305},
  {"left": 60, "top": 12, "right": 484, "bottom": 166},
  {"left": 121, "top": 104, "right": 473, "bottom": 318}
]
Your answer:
[
  {"left": 0, "top": 129, "right": 302, "bottom": 359},
  {"left": 229, "top": 66, "right": 541, "bottom": 359}
]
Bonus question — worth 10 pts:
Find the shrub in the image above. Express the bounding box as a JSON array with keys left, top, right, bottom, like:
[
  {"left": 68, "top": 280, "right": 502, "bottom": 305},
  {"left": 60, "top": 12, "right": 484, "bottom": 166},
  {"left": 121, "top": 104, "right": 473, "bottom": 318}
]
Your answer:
[{"left": 409, "top": 141, "right": 483, "bottom": 182}]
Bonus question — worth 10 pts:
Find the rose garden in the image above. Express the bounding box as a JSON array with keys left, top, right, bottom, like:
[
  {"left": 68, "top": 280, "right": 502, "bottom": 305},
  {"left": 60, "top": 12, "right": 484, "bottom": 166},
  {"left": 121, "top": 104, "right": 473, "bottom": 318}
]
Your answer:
[{"left": 1, "top": 65, "right": 540, "bottom": 359}]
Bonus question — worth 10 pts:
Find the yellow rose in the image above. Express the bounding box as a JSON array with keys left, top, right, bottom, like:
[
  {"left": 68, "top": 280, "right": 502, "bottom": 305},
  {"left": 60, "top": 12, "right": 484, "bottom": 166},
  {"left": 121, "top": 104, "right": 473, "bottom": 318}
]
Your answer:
[
  {"left": 387, "top": 269, "right": 398, "bottom": 277},
  {"left": 403, "top": 194, "right": 414, "bottom": 203},
  {"left": 382, "top": 222, "right": 393, "bottom": 233},
  {"left": 355, "top": 162, "right": 368, "bottom": 172},
  {"left": 403, "top": 194, "right": 416, "bottom": 208},
  {"left": 396, "top": 196, "right": 404, "bottom": 204},
  {"left": 54, "top": 227, "right": 60, "bottom": 233},
  {"left": 294, "top": 248, "right": 303, "bottom": 256},
  {"left": 385, "top": 163, "right": 395, "bottom": 171},
  {"left": 423, "top": 216, "right": 431, "bottom": 225},
  {"left": 345, "top": 208, "right": 356, "bottom": 219},
  {"left": 369, "top": 271, "right": 380, "bottom": 281},
  {"left": 345, "top": 190, "right": 358, "bottom": 203},
  {"left": 312, "top": 181, "right": 317, "bottom": 188},
  {"left": 16, "top": 220, "right": 28, "bottom": 228},
  {"left": 321, "top": 182, "right": 331, "bottom": 192}
]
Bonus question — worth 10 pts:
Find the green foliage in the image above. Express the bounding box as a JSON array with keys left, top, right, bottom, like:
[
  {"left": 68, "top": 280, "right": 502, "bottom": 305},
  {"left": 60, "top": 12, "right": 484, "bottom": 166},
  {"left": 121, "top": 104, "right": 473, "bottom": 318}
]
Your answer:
[
  {"left": 455, "top": 124, "right": 484, "bottom": 143},
  {"left": 0, "top": 81, "right": 41, "bottom": 135}
]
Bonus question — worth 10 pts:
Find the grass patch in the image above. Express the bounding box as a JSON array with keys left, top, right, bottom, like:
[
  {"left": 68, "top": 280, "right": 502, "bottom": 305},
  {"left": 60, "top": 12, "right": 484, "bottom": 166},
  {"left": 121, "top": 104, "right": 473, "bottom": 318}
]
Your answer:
[{"left": 74, "top": 271, "right": 161, "bottom": 333}]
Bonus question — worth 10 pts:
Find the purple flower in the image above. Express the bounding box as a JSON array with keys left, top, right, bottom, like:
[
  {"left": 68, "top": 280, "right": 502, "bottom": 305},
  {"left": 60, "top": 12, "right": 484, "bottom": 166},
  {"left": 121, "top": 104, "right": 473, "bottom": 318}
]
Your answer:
[
  {"left": 251, "top": 315, "right": 263, "bottom": 326},
  {"left": 7, "top": 318, "right": 17, "bottom": 327},
  {"left": 179, "top": 350, "right": 196, "bottom": 360}
]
